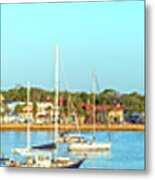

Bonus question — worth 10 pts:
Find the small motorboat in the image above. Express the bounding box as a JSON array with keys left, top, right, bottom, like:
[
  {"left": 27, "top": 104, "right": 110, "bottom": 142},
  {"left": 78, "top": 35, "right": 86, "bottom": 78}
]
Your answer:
[{"left": 57, "top": 133, "right": 85, "bottom": 143}]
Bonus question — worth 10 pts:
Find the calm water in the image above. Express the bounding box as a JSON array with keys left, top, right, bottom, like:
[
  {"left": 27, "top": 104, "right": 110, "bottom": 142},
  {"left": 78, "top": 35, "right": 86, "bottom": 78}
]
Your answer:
[{"left": 0, "top": 131, "right": 144, "bottom": 170}]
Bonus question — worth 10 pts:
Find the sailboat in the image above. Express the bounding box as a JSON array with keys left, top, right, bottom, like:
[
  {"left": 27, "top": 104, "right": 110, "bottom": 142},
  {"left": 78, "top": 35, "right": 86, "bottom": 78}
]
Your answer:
[
  {"left": 5, "top": 81, "right": 38, "bottom": 166},
  {"left": 48, "top": 45, "right": 85, "bottom": 167},
  {"left": 6, "top": 45, "right": 85, "bottom": 168},
  {"left": 68, "top": 70, "right": 112, "bottom": 153},
  {"left": 57, "top": 111, "right": 85, "bottom": 144},
  {"left": 56, "top": 57, "right": 85, "bottom": 144}
]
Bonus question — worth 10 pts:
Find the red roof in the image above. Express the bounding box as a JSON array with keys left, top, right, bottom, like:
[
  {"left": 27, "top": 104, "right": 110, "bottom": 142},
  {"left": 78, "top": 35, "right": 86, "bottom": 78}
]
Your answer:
[
  {"left": 22, "top": 110, "right": 33, "bottom": 113},
  {"left": 97, "top": 105, "right": 109, "bottom": 111},
  {"left": 38, "top": 114, "right": 47, "bottom": 118},
  {"left": 112, "top": 104, "right": 125, "bottom": 110}
]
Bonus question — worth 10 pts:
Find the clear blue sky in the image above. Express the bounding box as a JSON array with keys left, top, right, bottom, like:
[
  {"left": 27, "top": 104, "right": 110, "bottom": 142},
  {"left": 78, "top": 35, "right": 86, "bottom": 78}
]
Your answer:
[{"left": 1, "top": 1, "right": 144, "bottom": 94}]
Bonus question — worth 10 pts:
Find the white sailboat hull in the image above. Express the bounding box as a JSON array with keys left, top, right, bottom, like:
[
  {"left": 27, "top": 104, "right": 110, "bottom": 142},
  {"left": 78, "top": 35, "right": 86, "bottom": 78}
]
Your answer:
[{"left": 68, "top": 142, "right": 112, "bottom": 152}]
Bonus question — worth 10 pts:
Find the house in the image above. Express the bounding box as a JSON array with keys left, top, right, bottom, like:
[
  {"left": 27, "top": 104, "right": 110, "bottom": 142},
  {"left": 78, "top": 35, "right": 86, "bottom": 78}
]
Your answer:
[
  {"left": 96, "top": 105, "right": 109, "bottom": 124},
  {"left": 36, "top": 102, "right": 54, "bottom": 122},
  {"left": 18, "top": 102, "right": 54, "bottom": 122},
  {"left": 18, "top": 102, "right": 33, "bottom": 121},
  {"left": 78, "top": 100, "right": 125, "bottom": 124},
  {"left": 7, "top": 101, "right": 24, "bottom": 113},
  {"left": 81, "top": 101, "right": 110, "bottom": 124},
  {"left": 108, "top": 103, "right": 125, "bottom": 124}
]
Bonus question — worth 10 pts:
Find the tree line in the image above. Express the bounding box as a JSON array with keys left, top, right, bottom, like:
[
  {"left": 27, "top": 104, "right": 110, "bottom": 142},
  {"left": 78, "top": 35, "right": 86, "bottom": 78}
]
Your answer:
[{"left": 1, "top": 87, "right": 145, "bottom": 114}]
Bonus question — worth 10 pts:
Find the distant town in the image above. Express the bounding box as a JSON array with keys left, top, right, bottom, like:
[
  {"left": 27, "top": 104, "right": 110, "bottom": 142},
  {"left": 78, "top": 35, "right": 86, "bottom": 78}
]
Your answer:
[{"left": 0, "top": 86, "right": 145, "bottom": 126}]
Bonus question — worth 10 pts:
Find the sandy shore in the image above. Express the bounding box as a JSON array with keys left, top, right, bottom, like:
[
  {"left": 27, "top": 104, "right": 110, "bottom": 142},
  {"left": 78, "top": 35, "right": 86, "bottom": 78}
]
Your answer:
[{"left": 0, "top": 123, "right": 145, "bottom": 131}]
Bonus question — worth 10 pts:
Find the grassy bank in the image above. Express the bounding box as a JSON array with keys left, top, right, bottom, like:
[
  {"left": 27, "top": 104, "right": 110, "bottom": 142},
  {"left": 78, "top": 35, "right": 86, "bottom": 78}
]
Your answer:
[{"left": 0, "top": 123, "right": 145, "bottom": 132}]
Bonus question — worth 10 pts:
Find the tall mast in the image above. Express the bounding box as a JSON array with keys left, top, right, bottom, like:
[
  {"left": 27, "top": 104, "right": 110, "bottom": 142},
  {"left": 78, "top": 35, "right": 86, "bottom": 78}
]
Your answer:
[
  {"left": 92, "top": 69, "right": 96, "bottom": 142},
  {"left": 54, "top": 44, "right": 59, "bottom": 162},
  {"left": 27, "top": 81, "right": 31, "bottom": 150}
]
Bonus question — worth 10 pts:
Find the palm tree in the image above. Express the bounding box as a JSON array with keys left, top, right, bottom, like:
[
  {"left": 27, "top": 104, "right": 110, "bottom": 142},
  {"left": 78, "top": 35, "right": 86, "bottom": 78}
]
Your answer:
[
  {"left": 14, "top": 104, "right": 25, "bottom": 116},
  {"left": 0, "top": 103, "right": 11, "bottom": 123},
  {"left": 1, "top": 111, "right": 5, "bottom": 122},
  {"left": 5, "top": 106, "right": 11, "bottom": 122},
  {"left": 45, "top": 106, "right": 52, "bottom": 123},
  {"left": 32, "top": 101, "right": 37, "bottom": 123}
]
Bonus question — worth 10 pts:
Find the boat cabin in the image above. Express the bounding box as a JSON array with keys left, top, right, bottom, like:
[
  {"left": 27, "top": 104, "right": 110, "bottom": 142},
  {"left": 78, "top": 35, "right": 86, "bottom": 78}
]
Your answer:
[{"left": 9, "top": 148, "right": 52, "bottom": 167}]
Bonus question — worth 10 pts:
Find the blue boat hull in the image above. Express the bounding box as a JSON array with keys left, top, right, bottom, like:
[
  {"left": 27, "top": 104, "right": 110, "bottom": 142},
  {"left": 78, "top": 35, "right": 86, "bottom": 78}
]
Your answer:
[
  {"left": 32, "top": 142, "right": 56, "bottom": 150},
  {"left": 66, "top": 158, "right": 85, "bottom": 168}
]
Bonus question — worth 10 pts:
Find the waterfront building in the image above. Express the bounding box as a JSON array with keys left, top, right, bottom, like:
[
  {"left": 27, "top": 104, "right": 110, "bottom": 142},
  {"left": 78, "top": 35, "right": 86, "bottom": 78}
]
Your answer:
[
  {"left": 36, "top": 102, "right": 54, "bottom": 123},
  {"left": 18, "top": 102, "right": 33, "bottom": 121},
  {"left": 108, "top": 103, "right": 125, "bottom": 124}
]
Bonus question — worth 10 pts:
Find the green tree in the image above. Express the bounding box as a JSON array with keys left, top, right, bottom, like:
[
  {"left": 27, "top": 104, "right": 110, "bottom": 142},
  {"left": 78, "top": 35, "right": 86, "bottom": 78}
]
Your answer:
[
  {"left": 14, "top": 104, "right": 25, "bottom": 115},
  {"left": 32, "top": 101, "right": 38, "bottom": 122},
  {"left": 45, "top": 106, "right": 52, "bottom": 123}
]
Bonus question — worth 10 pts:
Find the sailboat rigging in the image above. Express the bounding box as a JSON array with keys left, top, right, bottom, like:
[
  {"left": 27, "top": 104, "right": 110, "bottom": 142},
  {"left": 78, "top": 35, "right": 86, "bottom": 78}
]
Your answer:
[
  {"left": 68, "top": 69, "right": 112, "bottom": 153},
  {"left": 56, "top": 55, "right": 85, "bottom": 144}
]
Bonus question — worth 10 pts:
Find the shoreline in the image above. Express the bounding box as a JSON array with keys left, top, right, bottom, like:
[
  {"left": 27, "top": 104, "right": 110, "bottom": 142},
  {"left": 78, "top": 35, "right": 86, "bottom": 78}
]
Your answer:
[{"left": 0, "top": 124, "right": 145, "bottom": 132}]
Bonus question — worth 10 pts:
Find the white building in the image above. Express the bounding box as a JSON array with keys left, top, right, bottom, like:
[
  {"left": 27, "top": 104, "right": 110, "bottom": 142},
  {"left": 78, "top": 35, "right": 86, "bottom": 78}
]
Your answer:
[{"left": 36, "top": 102, "right": 54, "bottom": 121}]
